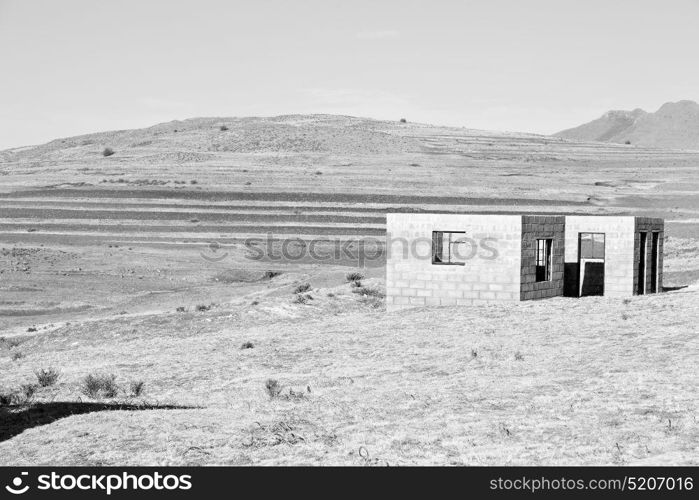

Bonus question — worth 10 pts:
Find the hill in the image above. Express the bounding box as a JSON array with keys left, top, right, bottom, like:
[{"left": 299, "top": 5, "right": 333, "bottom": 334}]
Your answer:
[{"left": 555, "top": 100, "right": 699, "bottom": 149}]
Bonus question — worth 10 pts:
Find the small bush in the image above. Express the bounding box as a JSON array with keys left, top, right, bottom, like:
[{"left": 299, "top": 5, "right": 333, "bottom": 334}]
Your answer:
[
  {"left": 293, "top": 283, "right": 311, "bottom": 294},
  {"left": 624, "top": 140, "right": 631, "bottom": 145},
  {"left": 346, "top": 271, "right": 365, "bottom": 282},
  {"left": 82, "top": 373, "right": 118, "bottom": 399},
  {"left": 176, "top": 306, "right": 186, "bottom": 312},
  {"left": 0, "top": 390, "right": 16, "bottom": 405},
  {"left": 12, "top": 351, "right": 24, "bottom": 361},
  {"left": 195, "top": 304, "right": 211, "bottom": 312},
  {"left": 621, "top": 313, "right": 629, "bottom": 321},
  {"left": 315, "top": 170, "right": 323, "bottom": 175},
  {"left": 352, "top": 286, "right": 384, "bottom": 298},
  {"left": 399, "top": 118, "right": 407, "bottom": 123},
  {"left": 250, "top": 300, "right": 259, "bottom": 306},
  {"left": 35, "top": 367, "right": 60, "bottom": 387},
  {"left": 471, "top": 349, "right": 478, "bottom": 358},
  {"left": 293, "top": 294, "right": 311, "bottom": 304},
  {"left": 350, "top": 280, "right": 362, "bottom": 288},
  {"left": 241, "top": 342, "right": 254, "bottom": 350},
  {"left": 190, "top": 180, "right": 198, "bottom": 185},
  {"left": 264, "top": 270, "right": 282, "bottom": 279},
  {"left": 102, "top": 147, "right": 115, "bottom": 157},
  {"left": 265, "top": 379, "right": 282, "bottom": 398},
  {"left": 514, "top": 352, "right": 524, "bottom": 361},
  {"left": 129, "top": 380, "right": 145, "bottom": 397},
  {"left": 20, "top": 383, "right": 38, "bottom": 402},
  {"left": 27, "top": 327, "right": 37, "bottom": 332},
  {"left": 220, "top": 125, "right": 229, "bottom": 131}
]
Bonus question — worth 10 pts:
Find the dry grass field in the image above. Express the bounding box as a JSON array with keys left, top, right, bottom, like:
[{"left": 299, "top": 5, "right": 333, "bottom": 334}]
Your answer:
[{"left": 1, "top": 115, "right": 698, "bottom": 465}]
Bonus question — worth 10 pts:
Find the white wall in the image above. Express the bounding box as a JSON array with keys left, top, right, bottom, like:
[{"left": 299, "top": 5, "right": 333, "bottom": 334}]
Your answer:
[{"left": 386, "top": 214, "right": 522, "bottom": 309}]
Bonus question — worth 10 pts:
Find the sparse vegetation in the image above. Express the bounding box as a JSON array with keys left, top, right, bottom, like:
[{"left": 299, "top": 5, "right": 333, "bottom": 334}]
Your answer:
[
  {"left": 35, "top": 367, "right": 60, "bottom": 387},
  {"left": 176, "top": 306, "right": 186, "bottom": 312},
  {"left": 27, "top": 327, "right": 37, "bottom": 332},
  {"left": 20, "top": 383, "right": 38, "bottom": 402},
  {"left": 265, "top": 379, "right": 282, "bottom": 398},
  {"left": 514, "top": 352, "right": 524, "bottom": 361},
  {"left": 399, "top": 118, "right": 407, "bottom": 123},
  {"left": 102, "top": 147, "right": 115, "bottom": 157},
  {"left": 195, "top": 304, "right": 211, "bottom": 312},
  {"left": 625, "top": 140, "right": 631, "bottom": 145},
  {"left": 220, "top": 125, "right": 229, "bottom": 131},
  {"left": 264, "top": 270, "right": 282, "bottom": 279},
  {"left": 346, "top": 271, "right": 365, "bottom": 282},
  {"left": 293, "top": 283, "right": 311, "bottom": 294},
  {"left": 190, "top": 180, "right": 198, "bottom": 185},
  {"left": 292, "top": 294, "right": 311, "bottom": 305},
  {"left": 82, "top": 373, "right": 119, "bottom": 399},
  {"left": 129, "top": 380, "right": 145, "bottom": 397},
  {"left": 241, "top": 342, "right": 254, "bottom": 350},
  {"left": 11, "top": 352, "right": 24, "bottom": 361}
]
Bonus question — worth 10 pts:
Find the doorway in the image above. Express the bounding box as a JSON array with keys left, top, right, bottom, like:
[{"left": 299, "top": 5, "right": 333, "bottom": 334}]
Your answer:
[
  {"left": 650, "top": 232, "right": 659, "bottom": 293},
  {"left": 637, "top": 232, "right": 647, "bottom": 294},
  {"left": 579, "top": 233, "right": 605, "bottom": 296}
]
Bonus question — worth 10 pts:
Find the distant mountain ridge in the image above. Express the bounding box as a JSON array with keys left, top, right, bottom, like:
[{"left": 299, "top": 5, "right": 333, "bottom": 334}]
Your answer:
[{"left": 555, "top": 100, "right": 699, "bottom": 150}]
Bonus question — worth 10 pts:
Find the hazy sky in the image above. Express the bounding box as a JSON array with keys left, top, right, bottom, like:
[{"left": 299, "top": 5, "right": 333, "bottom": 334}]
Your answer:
[{"left": 1, "top": 0, "right": 698, "bottom": 149}]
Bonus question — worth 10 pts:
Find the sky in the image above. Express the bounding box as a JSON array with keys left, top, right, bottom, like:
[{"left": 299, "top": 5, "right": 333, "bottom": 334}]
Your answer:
[{"left": 1, "top": 0, "right": 698, "bottom": 149}]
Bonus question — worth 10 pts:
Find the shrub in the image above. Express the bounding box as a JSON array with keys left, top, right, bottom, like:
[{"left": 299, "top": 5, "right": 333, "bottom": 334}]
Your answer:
[
  {"left": 265, "top": 379, "right": 282, "bottom": 398},
  {"left": 514, "top": 352, "right": 524, "bottom": 361},
  {"left": 82, "top": 373, "right": 119, "bottom": 399},
  {"left": 27, "top": 327, "right": 37, "bottom": 332},
  {"left": 624, "top": 140, "right": 631, "bottom": 145},
  {"left": 0, "top": 390, "right": 16, "bottom": 405},
  {"left": 399, "top": 118, "right": 407, "bottom": 123},
  {"left": 315, "top": 170, "right": 322, "bottom": 175},
  {"left": 20, "top": 383, "right": 38, "bottom": 402},
  {"left": 293, "top": 294, "right": 310, "bottom": 304},
  {"left": 471, "top": 349, "right": 478, "bottom": 358},
  {"left": 220, "top": 125, "right": 229, "bottom": 131},
  {"left": 195, "top": 304, "right": 211, "bottom": 312},
  {"left": 102, "top": 147, "right": 115, "bottom": 157},
  {"left": 350, "top": 280, "right": 362, "bottom": 288},
  {"left": 129, "top": 380, "right": 145, "bottom": 397},
  {"left": 352, "top": 286, "right": 384, "bottom": 298},
  {"left": 35, "top": 367, "right": 60, "bottom": 387},
  {"left": 264, "top": 270, "right": 281, "bottom": 279},
  {"left": 345, "top": 271, "right": 365, "bottom": 282},
  {"left": 12, "top": 351, "right": 24, "bottom": 361},
  {"left": 190, "top": 180, "right": 198, "bottom": 185},
  {"left": 293, "top": 283, "right": 311, "bottom": 294},
  {"left": 241, "top": 342, "right": 254, "bottom": 349},
  {"left": 176, "top": 306, "right": 186, "bottom": 312}
]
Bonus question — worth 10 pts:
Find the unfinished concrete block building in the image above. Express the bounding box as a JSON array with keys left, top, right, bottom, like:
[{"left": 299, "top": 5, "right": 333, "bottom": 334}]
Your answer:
[{"left": 386, "top": 214, "right": 663, "bottom": 309}]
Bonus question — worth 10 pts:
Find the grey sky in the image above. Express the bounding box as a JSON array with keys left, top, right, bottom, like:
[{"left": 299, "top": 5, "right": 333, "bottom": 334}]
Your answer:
[{"left": 1, "top": 0, "right": 698, "bottom": 149}]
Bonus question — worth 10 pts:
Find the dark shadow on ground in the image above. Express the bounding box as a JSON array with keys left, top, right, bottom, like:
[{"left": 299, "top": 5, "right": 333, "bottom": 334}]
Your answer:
[
  {"left": 663, "top": 285, "right": 689, "bottom": 292},
  {"left": 0, "top": 402, "right": 195, "bottom": 442}
]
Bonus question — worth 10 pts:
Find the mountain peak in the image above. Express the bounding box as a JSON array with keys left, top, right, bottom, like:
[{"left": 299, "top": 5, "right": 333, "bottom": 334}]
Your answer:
[{"left": 554, "top": 100, "right": 699, "bottom": 150}]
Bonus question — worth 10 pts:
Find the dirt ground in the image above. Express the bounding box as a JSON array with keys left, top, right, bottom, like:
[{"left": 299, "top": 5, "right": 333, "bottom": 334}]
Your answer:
[{"left": 1, "top": 115, "right": 698, "bottom": 465}]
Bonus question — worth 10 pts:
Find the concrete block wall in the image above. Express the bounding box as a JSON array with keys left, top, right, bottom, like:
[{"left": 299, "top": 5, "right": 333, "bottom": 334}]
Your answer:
[
  {"left": 633, "top": 217, "right": 664, "bottom": 294},
  {"left": 386, "top": 214, "right": 522, "bottom": 309},
  {"left": 564, "top": 216, "right": 635, "bottom": 297},
  {"left": 520, "top": 215, "right": 565, "bottom": 300}
]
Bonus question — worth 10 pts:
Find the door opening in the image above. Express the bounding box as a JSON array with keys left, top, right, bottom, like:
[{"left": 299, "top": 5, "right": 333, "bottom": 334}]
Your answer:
[
  {"left": 579, "top": 233, "right": 605, "bottom": 296},
  {"left": 650, "top": 232, "right": 659, "bottom": 293},
  {"left": 638, "top": 232, "right": 647, "bottom": 295}
]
